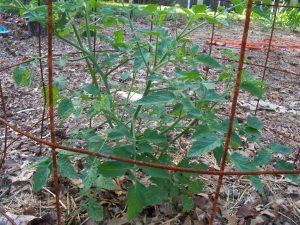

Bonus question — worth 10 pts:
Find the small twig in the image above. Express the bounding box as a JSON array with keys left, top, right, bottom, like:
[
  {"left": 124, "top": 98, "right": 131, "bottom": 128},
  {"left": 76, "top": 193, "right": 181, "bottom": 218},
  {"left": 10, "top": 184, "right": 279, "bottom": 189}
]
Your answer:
[
  {"left": 42, "top": 187, "right": 67, "bottom": 209},
  {"left": 277, "top": 211, "right": 298, "bottom": 225},
  {"left": 0, "top": 207, "right": 17, "bottom": 225},
  {"left": 79, "top": 217, "right": 90, "bottom": 225}
]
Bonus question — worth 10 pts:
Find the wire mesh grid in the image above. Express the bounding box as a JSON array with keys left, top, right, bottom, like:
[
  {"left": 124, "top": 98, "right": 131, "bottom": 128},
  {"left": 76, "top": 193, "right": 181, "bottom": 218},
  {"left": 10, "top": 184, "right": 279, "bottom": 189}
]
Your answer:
[{"left": 0, "top": 0, "right": 300, "bottom": 224}]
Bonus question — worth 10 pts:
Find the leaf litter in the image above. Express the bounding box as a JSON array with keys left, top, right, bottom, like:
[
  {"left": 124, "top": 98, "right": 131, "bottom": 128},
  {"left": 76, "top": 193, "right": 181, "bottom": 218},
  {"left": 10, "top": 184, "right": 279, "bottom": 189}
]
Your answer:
[{"left": 0, "top": 13, "right": 300, "bottom": 224}]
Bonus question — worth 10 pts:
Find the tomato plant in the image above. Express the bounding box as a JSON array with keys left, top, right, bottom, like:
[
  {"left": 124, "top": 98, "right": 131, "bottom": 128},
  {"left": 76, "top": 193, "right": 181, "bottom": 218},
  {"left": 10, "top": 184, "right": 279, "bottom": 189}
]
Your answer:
[{"left": 7, "top": 0, "right": 299, "bottom": 222}]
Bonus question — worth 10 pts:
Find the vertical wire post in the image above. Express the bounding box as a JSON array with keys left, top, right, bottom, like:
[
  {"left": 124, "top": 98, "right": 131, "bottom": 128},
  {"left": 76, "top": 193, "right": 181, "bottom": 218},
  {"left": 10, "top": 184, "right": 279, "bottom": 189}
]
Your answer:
[
  {"left": 254, "top": 0, "right": 280, "bottom": 115},
  {"left": 209, "top": 0, "right": 253, "bottom": 224},
  {"left": 0, "top": 80, "right": 8, "bottom": 169},
  {"left": 47, "top": 0, "right": 62, "bottom": 223},
  {"left": 38, "top": 0, "right": 47, "bottom": 156},
  {"left": 205, "top": 0, "right": 218, "bottom": 79}
]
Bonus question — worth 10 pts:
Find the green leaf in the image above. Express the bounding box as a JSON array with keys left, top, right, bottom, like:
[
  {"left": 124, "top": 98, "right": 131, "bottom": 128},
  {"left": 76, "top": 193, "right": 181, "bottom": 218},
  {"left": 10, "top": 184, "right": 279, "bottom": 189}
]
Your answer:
[
  {"left": 143, "top": 129, "right": 167, "bottom": 145},
  {"left": 141, "top": 166, "right": 169, "bottom": 178},
  {"left": 196, "top": 54, "right": 222, "bottom": 68},
  {"left": 33, "top": 162, "right": 50, "bottom": 192},
  {"left": 99, "top": 161, "right": 132, "bottom": 177},
  {"left": 143, "top": 4, "right": 157, "bottom": 14},
  {"left": 253, "top": 149, "right": 272, "bottom": 166},
  {"left": 57, "top": 156, "right": 78, "bottom": 179},
  {"left": 95, "top": 175, "right": 115, "bottom": 190},
  {"left": 276, "top": 161, "right": 300, "bottom": 185},
  {"left": 240, "top": 81, "right": 264, "bottom": 98},
  {"left": 108, "top": 125, "right": 131, "bottom": 140},
  {"left": 182, "top": 195, "right": 194, "bottom": 212},
  {"left": 145, "top": 186, "right": 168, "bottom": 206},
  {"left": 213, "top": 146, "right": 224, "bottom": 165},
  {"left": 13, "top": 66, "right": 32, "bottom": 87},
  {"left": 188, "top": 179, "right": 205, "bottom": 193},
  {"left": 134, "top": 91, "right": 175, "bottom": 106},
  {"left": 58, "top": 98, "right": 74, "bottom": 120},
  {"left": 230, "top": 152, "right": 256, "bottom": 171},
  {"left": 187, "top": 133, "right": 222, "bottom": 157},
  {"left": 192, "top": 4, "right": 207, "bottom": 13},
  {"left": 113, "top": 29, "right": 124, "bottom": 44},
  {"left": 44, "top": 86, "right": 61, "bottom": 107},
  {"left": 82, "top": 164, "right": 98, "bottom": 193},
  {"left": 268, "top": 142, "right": 292, "bottom": 155},
  {"left": 249, "top": 175, "right": 265, "bottom": 196},
  {"left": 230, "top": 131, "right": 242, "bottom": 149},
  {"left": 128, "top": 182, "right": 146, "bottom": 220},
  {"left": 86, "top": 198, "right": 103, "bottom": 222},
  {"left": 247, "top": 116, "right": 263, "bottom": 130},
  {"left": 83, "top": 84, "right": 99, "bottom": 96}
]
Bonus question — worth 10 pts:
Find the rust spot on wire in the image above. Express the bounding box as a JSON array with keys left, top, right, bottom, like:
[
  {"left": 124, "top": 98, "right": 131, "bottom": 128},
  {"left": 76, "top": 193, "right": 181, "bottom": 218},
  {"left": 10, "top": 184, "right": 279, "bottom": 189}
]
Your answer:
[
  {"left": 209, "top": 0, "right": 253, "bottom": 224},
  {"left": 47, "top": 0, "right": 62, "bottom": 223}
]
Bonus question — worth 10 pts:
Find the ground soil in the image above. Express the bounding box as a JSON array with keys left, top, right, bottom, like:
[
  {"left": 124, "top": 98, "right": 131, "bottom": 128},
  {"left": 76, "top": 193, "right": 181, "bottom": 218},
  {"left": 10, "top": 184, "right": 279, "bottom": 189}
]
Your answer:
[{"left": 0, "top": 15, "right": 300, "bottom": 225}]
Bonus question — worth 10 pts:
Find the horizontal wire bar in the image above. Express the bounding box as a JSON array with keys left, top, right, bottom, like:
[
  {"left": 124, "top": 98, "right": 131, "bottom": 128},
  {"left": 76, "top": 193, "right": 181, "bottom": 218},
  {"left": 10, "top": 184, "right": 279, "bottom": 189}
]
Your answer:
[{"left": 0, "top": 117, "right": 300, "bottom": 176}]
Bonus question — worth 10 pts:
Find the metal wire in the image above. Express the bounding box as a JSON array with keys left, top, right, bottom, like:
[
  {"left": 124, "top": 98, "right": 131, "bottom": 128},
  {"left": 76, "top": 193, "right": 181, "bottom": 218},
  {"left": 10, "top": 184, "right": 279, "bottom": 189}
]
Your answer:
[
  {"left": 209, "top": 0, "right": 253, "bottom": 223},
  {"left": 0, "top": 0, "right": 299, "bottom": 224}
]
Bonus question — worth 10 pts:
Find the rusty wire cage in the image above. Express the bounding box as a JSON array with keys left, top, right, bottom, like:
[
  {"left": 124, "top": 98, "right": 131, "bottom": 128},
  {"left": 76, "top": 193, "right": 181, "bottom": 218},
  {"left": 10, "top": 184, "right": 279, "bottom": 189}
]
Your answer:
[{"left": 0, "top": 0, "right": 300, "bottom": 224}]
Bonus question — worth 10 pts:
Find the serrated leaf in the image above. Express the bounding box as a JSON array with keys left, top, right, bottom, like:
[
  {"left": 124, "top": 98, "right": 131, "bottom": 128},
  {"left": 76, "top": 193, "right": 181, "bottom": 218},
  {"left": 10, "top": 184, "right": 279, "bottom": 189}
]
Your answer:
[
  {"left": 108, "top": 125, "right": 131, "bottom": 140},
  {"left": 247, "top": 116, "right": 263, "bottom": 130},
  {"left": 268, "top": 142, "right": 292, "bottom": 155},
  {"left": 253, "top": 149, "right": 272, "bottom": 166},
  {"left": 213, "top": 146, "right": 224, "bottom": 165},
  {"left": 99, "top": 161, "right": 132, "bottom": 177},
  {"left": 143, "top": 129, "right": 167, "bottom": 145},
  {"left": 58, "top": 98, "right": 74, "bottom": 120},
  {"left": 196, "top": 54, "right": 222, "bottom": 68},
  {"left": 230, "top": 152, "right": 256, "bottom": 171},
  {"left": 95, "top": 175, "right": 115, "bottom": 190},
  {"left": 128, "top": 182, "right": 146, "bottom": 220},
  {"left": 33, "top": 162, "right": 50, "bottom": 192},
  {"left": 82, "top": 165, "right": 98, "bottom": 193},
  {"left": 240, "top": 81, "right": 264, "bottom": 98},
  {"left": 134, "top": 91, "right": 175, "bottom": 106},
  {"left": 145, "top": 186, "right": 168, "bottom": 206},
  {"left": 187, "top": 133, "right": 222, "bottom": 157},
  {"left": 276, "top": 161, "right": 300, "bottom": 185},
  {"left": 13, "top": 66, "right": 32, "bottom": 87},
  {"left": 86, "top": 198, "right": 103, "bottom": 221},
  {"left": 188, "top": 179, "right": 205, "bottom": 193},
  {"left": 57, "top": 156, "right": 78, "bottom": 179},
  {"left": 83, "top": 84, "right": 99, "bottom": 96},
  {"left": 249, "top": 175, "right": 265, "bottom": 196},
  {"left": 182, "top": 195, "right": 194, "bottom": 212},
  {"left": 141, "top": 166, "right": 169, "bottom": 178}
]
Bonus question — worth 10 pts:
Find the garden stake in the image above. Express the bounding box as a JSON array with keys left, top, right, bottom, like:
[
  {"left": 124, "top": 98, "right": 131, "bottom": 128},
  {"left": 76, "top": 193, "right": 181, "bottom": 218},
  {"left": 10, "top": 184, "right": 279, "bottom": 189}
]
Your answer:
[
  {"left": 47, "top": 0, "right": 62, "bottom": 223},
  {"left": 209, "top": 0, "right": 253, "bottom": 224}
]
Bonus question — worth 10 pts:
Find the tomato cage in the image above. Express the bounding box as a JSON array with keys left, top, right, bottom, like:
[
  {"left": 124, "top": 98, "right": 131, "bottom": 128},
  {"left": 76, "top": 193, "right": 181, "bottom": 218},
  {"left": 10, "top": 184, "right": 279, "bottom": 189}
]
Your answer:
[{"left": 0, "top": 0, "right": 300, "bottom": 224}]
